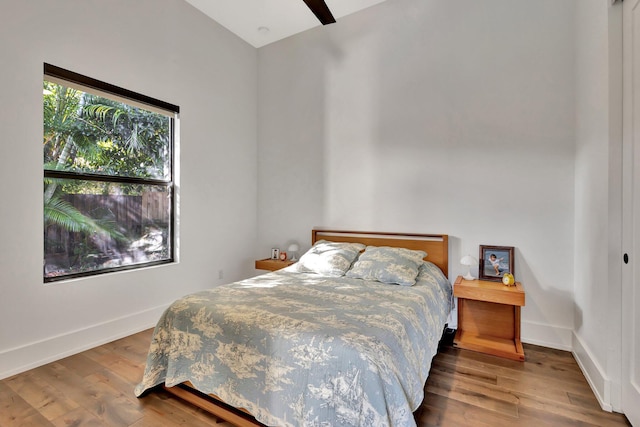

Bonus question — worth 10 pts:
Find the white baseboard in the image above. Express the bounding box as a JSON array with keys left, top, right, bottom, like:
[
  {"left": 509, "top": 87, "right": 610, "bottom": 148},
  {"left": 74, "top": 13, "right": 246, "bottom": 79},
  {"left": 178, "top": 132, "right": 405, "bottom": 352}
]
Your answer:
[
  {"left": 0, "top": 304, "right": 169, "bottom": 380},
  {"left": 572, "top": 332, "right": 613, "bottom": 412},
  {"left": 521, "top": 320, "right": 573, "bottom": 351}
]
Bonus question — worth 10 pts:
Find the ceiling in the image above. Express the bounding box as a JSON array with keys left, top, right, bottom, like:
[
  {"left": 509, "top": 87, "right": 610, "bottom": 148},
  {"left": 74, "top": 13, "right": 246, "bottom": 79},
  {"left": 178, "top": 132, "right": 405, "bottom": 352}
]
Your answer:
[{"left": 184, "top": 0, "right": 389, "bottom": 48}]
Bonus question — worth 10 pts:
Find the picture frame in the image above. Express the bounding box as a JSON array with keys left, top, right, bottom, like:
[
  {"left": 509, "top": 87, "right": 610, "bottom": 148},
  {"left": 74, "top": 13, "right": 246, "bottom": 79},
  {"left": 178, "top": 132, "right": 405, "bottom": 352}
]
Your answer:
[
  {"left": 271, "top": 248, "right": 280, "bottom": 260},
  {"left": 479, "top": 245, "right": 514, "bottom": 281}
]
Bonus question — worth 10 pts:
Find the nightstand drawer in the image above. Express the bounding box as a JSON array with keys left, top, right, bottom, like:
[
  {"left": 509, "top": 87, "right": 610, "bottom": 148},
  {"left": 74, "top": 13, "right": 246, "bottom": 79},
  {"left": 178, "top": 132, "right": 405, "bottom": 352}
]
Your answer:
[{"left": 453, "top": 277, "right": 525, "bottom": 306}]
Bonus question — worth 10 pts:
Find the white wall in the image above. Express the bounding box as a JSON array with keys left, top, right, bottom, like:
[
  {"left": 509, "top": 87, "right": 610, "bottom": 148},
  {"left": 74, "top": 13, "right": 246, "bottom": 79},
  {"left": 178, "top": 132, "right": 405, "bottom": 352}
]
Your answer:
[
  {"left": 573, "top": 0, "right": 623, "bottom": 412},
  {"left": 0, "top": 0, "right": 258, "bottom": 378},
  {"left": 258, "top": 0, "right": 577, "bottom": 348}
]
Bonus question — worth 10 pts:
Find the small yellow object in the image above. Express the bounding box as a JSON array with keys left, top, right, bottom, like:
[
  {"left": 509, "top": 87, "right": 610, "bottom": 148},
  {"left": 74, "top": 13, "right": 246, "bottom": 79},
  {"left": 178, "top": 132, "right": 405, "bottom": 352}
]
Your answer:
[{"left": 502, "top": 273, "right": 515, "bottom": 286}]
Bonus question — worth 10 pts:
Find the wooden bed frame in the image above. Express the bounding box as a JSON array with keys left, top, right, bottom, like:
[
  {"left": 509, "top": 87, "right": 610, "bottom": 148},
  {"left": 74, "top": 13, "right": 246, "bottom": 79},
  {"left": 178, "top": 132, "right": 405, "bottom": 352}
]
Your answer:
[
  {"left": 312, "top": 229, "right": 448, "bottom": 277},
  {"left": 162, "top": 229, "right": 449, "bottom": 426}
]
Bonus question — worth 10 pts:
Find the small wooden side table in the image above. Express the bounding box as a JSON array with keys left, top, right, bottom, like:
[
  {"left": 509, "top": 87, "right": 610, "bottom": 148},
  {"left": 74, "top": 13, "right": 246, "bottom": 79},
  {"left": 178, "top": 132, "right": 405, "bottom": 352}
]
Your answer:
[
  {"left": 255, "top": 258, "right": 295, "bottom": 271},
  {"left": 453, "top": 275, "right": 526, "bottom": 361}
]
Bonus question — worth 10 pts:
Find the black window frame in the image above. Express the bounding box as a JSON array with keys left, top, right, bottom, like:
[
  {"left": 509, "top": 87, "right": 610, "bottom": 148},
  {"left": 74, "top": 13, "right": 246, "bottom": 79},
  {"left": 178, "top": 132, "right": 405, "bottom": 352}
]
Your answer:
[{"left": 43, "top": 64, "right": 179, "bottom": 283}]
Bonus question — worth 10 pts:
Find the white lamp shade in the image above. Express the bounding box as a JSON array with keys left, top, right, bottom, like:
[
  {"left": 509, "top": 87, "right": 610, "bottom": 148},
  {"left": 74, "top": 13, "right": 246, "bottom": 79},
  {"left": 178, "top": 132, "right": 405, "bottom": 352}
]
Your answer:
[
  {"left": 287, "top": 243, "right": 300, "bottom": 260},
  {"left": 460, "top": 255, "right": 478, "bottom": 280},
  {"left": 460, "top": 255, "right": 478, "bottom": 266}
]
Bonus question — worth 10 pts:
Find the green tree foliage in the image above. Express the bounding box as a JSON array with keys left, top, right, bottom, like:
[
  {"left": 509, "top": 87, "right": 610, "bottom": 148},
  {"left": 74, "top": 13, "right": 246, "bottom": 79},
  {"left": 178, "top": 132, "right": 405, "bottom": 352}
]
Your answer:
[
  {"left": 43, "top": 80, "right": 171, "bottom": 276},
  {"left": 44, "top": 83, "right": 170, "bottom": 182}
]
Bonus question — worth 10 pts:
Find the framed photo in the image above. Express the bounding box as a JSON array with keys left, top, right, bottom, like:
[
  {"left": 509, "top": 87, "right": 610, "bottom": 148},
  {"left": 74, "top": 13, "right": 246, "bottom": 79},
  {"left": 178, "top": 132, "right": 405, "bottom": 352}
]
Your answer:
[
  {"left": 271, "top": 248, "right": 280, "bottom": 260},
  {"left": 479, "top": 245, "right": 514, "bottom": 281}
]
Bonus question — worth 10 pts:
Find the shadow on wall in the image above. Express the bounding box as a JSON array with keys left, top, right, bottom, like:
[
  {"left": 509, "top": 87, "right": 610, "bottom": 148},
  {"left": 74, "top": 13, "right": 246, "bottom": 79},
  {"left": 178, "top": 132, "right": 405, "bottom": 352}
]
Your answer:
[{"left": 517, "top": 253, "right": 574, "bottom": 348}]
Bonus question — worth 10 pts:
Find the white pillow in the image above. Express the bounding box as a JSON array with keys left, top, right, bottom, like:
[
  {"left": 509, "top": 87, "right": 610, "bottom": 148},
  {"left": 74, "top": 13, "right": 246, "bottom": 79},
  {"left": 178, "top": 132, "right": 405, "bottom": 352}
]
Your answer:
[{"left": 286, "top": 240, "right": 365, "bottom": 276}]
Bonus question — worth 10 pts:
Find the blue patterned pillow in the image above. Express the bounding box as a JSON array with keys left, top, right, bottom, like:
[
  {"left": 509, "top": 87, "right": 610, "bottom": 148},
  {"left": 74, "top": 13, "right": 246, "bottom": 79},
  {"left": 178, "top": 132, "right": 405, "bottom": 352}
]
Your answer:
[
  {"left": 286, "top": 240, "right": 365, "bottom": 276},
  {"left": 345, "top": 246, "right": 427, "bottom": 286}
]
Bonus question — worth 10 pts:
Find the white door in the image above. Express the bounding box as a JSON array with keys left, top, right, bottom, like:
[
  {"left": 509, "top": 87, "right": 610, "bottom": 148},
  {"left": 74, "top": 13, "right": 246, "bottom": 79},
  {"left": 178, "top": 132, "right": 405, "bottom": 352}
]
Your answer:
[{"left": 622, "top": 0, "right": 640, "bottom": 425}]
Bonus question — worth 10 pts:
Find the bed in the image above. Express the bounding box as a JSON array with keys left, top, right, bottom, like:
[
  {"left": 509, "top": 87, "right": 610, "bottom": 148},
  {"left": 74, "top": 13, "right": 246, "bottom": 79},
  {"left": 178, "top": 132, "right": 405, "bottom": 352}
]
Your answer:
[{"left": 135, "top": 229, "right": 452, "bottom": 427}]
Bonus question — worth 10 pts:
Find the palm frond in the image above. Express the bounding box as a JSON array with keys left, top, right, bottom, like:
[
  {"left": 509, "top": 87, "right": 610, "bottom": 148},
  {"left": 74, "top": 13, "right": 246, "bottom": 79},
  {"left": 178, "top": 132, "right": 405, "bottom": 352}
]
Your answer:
[
  {"left": 44, "top": 196, "right": 101, "bottom": 234},
  {"left": 84, "top": 104, "right": 115, "bottom": 122}
]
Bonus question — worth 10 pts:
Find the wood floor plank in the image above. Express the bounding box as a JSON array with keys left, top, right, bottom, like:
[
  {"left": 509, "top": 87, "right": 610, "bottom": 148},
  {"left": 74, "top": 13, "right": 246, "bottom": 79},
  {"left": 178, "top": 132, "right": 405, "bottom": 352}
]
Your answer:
[
  {"left": 34, "top": 362, "right": 144, "bottom": 426},
  {"left": 50, "top": 406, "right": 104, "bottom": 427},
  {"left": 420, "top": 391, "right": 518, "bottom": 427},
  {"left": 92, "top": 366, "right": 141, "bottom": 399},
  {"left": 425, "top": 379, "right": 520, "bottom": 418},
  {"left": 128, "top": 408, "right": 192, "bottom": 427},
  {"left": 427, "top": 370, "right": 519, "bottom": 406},
  {"left": 425, "top": 344, "right": 630, "bottom": 427},
  {"left": 136, "top": 388, "right": 233, "bottom": 426},
  {"left": 81, "top": 373, "right": 146, "bottom": 426},
  {"left": 496, "top": 372, "right": 591, "bottom": 403},
  {"left": 4, "top": 370, "right": 79, "bottom": 421},
  {"left": 437, "top": 345, "right": 597, "bottom": 391},
  {"left": 110, "top": 332, "right": 153, "bottom": 361},
  {"left": 430, "top": 358, "right": 499, "bottom": 385},
  {"left": 1, "top": 331, "right": 631, "bottom": 427},
  {"left": 515, "top": 392, "right": 629, "bottom": 426},
  {"left": 94, "top": 350, "right": 147, "bottom": 384},
  {"left": 431, "top": 356, "right": 579, "bottom": 407},
  {"left": 423, "top": 382, "right": 607, "bottom": 427},
  {"left": 56, "top": 351, "right": 106, "bottom": 378},
  {"left": 0, "top": 381, "right": 54, "bottom": 427},
  {"left": 567, "top": 390, "right": 603, "bottom": 410}
]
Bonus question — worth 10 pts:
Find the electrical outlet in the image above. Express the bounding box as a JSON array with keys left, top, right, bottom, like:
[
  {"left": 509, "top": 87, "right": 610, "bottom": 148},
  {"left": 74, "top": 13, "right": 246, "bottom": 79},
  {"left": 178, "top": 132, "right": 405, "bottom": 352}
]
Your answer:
[{"left": 218, "top": 269, "right": 223, "bottom": 280}]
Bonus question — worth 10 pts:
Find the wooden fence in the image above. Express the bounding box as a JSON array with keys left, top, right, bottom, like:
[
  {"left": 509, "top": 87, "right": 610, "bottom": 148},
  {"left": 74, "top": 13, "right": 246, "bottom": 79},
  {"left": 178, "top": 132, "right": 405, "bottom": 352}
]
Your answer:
[{"left": 44, "top": 191, "right": 170, "bottom": 257}]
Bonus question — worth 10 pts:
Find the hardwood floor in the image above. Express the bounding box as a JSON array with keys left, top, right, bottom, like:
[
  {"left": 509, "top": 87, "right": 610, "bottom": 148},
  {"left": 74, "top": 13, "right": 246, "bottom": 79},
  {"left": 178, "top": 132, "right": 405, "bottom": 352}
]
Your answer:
[
  {"left": 0, "top": 329, "right": 630, "bottom": 427},
  {"left": 421, "top": 343, "right": 631, "bottom": 426}
]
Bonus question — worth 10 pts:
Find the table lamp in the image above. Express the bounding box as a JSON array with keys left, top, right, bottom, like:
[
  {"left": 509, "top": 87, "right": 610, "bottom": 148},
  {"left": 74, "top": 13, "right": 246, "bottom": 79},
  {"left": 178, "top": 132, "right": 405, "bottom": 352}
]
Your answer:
[
  {"left": 460, "top": 255, "right": 478, "bottom": 280},
  {"left": 287, "top": 243, "right": 300, "bottom": 261}
]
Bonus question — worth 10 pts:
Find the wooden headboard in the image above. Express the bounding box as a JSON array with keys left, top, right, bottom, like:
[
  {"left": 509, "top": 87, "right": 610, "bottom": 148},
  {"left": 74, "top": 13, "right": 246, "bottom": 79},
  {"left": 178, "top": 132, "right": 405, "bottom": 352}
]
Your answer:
[{"left": 312, "top": 229, "right": 449, "bottom": 278}]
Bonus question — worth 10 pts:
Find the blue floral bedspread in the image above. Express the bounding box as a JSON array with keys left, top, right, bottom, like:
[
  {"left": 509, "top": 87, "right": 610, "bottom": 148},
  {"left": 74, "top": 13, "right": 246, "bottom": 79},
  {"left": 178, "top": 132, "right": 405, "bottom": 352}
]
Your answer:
[{"left": 135, "top": 261, "right": 452, "bottom": 427}]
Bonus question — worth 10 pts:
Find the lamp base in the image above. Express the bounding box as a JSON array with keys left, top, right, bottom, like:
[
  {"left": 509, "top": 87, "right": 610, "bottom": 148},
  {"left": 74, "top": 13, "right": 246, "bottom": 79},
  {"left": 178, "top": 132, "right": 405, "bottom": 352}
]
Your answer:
[{"left": 463, "top": 273, "right": 475, "bottom": 280}]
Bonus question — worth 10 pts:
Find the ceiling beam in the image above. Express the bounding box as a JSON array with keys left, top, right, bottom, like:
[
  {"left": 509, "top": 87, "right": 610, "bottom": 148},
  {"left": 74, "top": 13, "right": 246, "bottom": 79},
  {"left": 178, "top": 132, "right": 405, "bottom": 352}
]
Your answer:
[{"left": 302, "top": 0, "right": 336, "bottom": 25}]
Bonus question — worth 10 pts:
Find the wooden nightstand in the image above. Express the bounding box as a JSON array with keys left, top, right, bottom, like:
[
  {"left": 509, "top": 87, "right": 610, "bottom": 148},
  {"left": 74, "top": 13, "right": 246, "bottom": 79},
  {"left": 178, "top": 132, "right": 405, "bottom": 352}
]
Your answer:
[
  {"left": 453, "top": 275, "right": 526, "bottom": 361},
  {"left": 255, "top": 258, "right": 295, "bottom": 271}
]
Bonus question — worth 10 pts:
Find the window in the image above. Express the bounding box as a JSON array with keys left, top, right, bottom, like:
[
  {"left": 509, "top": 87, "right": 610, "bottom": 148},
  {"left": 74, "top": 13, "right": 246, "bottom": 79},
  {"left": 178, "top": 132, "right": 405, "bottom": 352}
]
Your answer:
[{"left": 43, "top": 64, "right": 179, "bottom": 282}]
